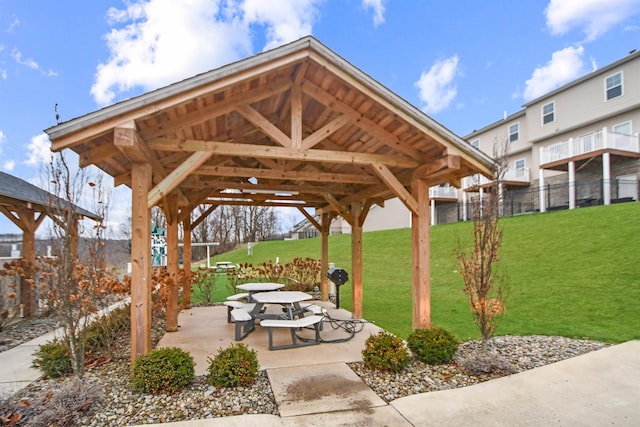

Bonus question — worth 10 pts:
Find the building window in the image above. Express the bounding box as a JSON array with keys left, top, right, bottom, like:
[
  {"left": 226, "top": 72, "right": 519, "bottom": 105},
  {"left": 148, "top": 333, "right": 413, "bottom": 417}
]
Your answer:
[
  {"left": 542, "top": 102, "right": 555, "bottom": 125},
  {"left": 471, "top": 139, "right": 480, "bottom": 148},
  {"left": 605, "top": 71, "right": 623, "bottom": 101},
  {"left": 612, "top": 121, "right": 631, "bottom": 135},
  {"left": 509, "top": 123, "right": 519, "bottom": 142},
  {"left": 514, "top": 159, "right": 526, "bottom": 178}
]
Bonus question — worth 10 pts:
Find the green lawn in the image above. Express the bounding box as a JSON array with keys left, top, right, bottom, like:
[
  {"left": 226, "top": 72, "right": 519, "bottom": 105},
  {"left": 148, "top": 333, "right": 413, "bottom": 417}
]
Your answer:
[{"left": 198, "top": 202, "right": 640, "bottom": 343}]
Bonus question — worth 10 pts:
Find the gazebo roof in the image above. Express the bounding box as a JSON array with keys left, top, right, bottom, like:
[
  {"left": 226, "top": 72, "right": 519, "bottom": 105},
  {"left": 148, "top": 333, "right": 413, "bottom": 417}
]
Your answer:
[
  {"left": 0, "top": 170, "right": 99, "bottom": 221},
  {"left": 45, "top": 36, "right": 494, "bottom": 215}
]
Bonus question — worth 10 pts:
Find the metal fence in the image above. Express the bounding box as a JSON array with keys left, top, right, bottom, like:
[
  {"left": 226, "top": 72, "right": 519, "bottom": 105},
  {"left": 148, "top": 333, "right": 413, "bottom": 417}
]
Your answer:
[{"left": 436, "top": 178, "right": 638, "bottom": 225}]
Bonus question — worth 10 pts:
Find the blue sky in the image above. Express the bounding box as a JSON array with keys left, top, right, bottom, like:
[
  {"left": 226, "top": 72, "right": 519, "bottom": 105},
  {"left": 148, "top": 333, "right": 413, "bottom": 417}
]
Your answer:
[{"left": 0, "top": 0, "right": 639, "bottom": 235}]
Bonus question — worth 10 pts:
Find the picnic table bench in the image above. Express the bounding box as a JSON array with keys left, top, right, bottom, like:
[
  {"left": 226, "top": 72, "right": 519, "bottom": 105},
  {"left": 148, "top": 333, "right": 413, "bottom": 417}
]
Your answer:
[{"left": 260, "top": 315, "right": 324, "bottom": 350}]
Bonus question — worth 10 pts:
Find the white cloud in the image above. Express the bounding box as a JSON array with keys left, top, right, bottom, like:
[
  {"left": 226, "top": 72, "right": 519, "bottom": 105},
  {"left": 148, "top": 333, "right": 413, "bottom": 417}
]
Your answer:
[
  {"left": 7, "top": 17, "right": 20, "bottom": 32},
  {"left": 92, "top": 0, "right": 252, "bottom": 105},
  {"left": 24, "top": 133, "right": 53, "bottom": 167},
  {"left": 242, "top": 0, "right": 322, "bottom": 50},
  {"left": 91, "top": 0, "right": 324, "bottom": 105},
  {"left": 523, "top": 45, "right": 585, "bottom": 101},
  {"left": 2, "top": 160, "right": 15, "bottom": 172},
  {"left": 362, "top": 0, "right": 386, "bottom": 27},
  {"left": 11, "top": 49, "right": 39, "bottom": 70},
  {"left": 415, "top": 55, "right": 460, "bottom": 114},
  {"left": 545, "top": 0, "right": 640, "bottom": 42}
]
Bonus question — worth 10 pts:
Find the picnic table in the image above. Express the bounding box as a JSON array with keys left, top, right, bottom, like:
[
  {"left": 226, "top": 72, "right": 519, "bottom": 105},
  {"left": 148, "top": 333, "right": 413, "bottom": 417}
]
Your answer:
[
  {"left": 228, "top": 290, "right": 324, "bottom": 349},
  {"left": 251, "top": 291, "right": 323, "bottom": 350},
  {"left": 250, "top": 291, "right": 312, "bottom": 320},
  {"left": 236, "top": 282, "right": 285, "bottom": 301}
]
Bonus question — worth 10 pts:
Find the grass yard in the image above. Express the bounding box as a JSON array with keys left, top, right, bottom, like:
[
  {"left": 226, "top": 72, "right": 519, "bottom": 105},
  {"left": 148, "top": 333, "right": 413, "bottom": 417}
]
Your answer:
[{"left": 195, "top": 202, "right": 640, "bottom": 343}]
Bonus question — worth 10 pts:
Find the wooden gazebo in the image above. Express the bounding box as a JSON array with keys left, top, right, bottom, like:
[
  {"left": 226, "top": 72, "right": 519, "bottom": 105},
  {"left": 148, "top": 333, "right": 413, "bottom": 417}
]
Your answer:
[
  {"left": 45, "top": 36, "right": 494, "bottom": 363},
  {"left": 0, "top": 171, "right": 100, "bottom": 316}
]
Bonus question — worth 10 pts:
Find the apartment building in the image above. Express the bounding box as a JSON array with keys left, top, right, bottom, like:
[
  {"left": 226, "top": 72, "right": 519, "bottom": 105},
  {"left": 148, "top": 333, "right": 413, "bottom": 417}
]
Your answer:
[
  {"left": 293, "top": 49, "right": 640, "bottom": 235},
  {"left": 464, "top": 48, "right": 640, "bottom": 217}
]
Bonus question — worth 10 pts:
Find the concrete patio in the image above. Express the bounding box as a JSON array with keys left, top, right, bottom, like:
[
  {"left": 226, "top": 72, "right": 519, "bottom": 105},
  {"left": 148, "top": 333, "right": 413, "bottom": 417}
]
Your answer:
[{"left": 156, "top": 301, "right": 383, "bottom": 374}]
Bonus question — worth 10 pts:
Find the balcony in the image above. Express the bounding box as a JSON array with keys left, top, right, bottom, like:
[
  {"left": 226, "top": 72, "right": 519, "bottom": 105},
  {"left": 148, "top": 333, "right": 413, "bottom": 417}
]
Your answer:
[
  {"left": 540, "top": 128, "right": 640, "bottom": 166},
  {"left": 429, "top": 184, "right": 458, "bottom": 200},
  {"left": 462, "top": 168, "right": 530, "bottom": 191}
]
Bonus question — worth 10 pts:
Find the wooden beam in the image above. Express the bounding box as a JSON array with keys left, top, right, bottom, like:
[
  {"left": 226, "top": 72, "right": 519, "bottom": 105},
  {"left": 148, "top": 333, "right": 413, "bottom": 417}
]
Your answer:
[
  {"left": 302, "top": 114, "right": 350, "bottom": 149},
  {"left": 130, "top": 162, "right": 152, "bottom": 365},
  {"left": 79, "top": 143, "right": 117, "bottom": 168},
  {"left": 148, "top": 151, "right": 214, "bottom": 208},
  {"left": 191, "top": 204, "right": 218, "bottom": 229},
  {"left": 196, "top": 164, "right": 378, "bottom": 185},
  {"left": 307, "top": 51, "right": 495, "bottom": 177},
  {"left": 359, "top": 199, "right": 374, "bottom": 227},
  {"left": 411, "top": 178, "right": 431, "bottom": 329},
  {"left": 114, "top": 127, "right": 151, "bottom": 163},
  {"left": 302, "top": 80, "right": 424, "bottom": 161},
  {"left": 296, "top": 207, "right": 321, "bottom": 230},
  {"left": 148, "top": 138, "right": 419, "bottom": 169},
  {"left": 185, "top": 179, "right": 354, "bottom": 196},
  {"left": 236, "top": 104, "right": 292, "bottom": 148},
  {"left": 164, "top": 193, "right": 179, "bottom": 332},
  {"left": 205, "top": 198, "right": 319, "bottom": 208},
  {"left": 412, "top": 152, "right": 461, "bottom": 181},
  {"left": 324, "top": 193, "right": 353, "bottom": 226},
  {"left": 370, "top": 163, "right": 418, "bottom": 215},
  {"left": 115, "top": 125, "right": 191, "bottom": 206},
  {"left": 141, "top": 76, "right": 294, "bottom": 140},
  {"left": 291, "top": 84, "right": 303, "bottom": 149}
]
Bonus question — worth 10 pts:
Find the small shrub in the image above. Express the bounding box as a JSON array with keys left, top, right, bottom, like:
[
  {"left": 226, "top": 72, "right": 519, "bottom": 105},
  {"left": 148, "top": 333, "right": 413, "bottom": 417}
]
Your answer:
[
  {"left": 207, "top": 343, "right": 259, "bottom": 387},
  {"left": 361, "top": 331, "right": 410, "bottom": 372},
  {"left": 191, "top": 266, "right": 216, "bottom": 303},
  {"left": 32, "top": 339, "right": 72, "bottom": 378},
  {"left": 132, "top": 347, "right": 195, "bottom": 394},
  {"left": 407, "top": 326, "right": 459, "bottom": 365},
  {"left": 85, "top": 304, "right": 130, "bottom": 359}
]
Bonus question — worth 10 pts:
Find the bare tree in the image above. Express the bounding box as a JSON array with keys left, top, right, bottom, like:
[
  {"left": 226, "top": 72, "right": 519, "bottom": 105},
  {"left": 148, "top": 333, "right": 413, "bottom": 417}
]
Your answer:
[
  {"left": 456, "top": 139, "right": 510, "bottom": 349},
  {"left": 37, "top": 154, "right": 124, "bottom": 378}
]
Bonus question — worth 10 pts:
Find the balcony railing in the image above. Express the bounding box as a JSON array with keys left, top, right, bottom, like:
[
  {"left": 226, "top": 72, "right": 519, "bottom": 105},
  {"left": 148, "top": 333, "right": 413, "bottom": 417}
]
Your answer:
[
  {"left": 462, "top": 168, "right": 530, "bottom": 190},
  {"left": 429, "top": 185, "right": 458, "bottom": 199},
  {"left": 540, "top": 128, "right": 640, "bottom": 165}
]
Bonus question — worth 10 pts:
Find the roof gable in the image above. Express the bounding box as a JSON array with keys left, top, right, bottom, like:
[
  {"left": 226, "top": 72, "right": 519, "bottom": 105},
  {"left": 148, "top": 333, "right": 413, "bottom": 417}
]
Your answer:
[{"left": 46, "top": 36, "right": 494, "bottom": 216}]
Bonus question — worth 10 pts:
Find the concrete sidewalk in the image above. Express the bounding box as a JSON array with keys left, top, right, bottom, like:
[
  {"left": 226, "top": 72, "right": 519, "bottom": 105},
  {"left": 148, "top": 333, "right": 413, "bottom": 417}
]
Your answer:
[
  {"left": 0, "top": 300, "right": 128, "bottom": 396},
  {"left": 143, "top": 340, "right": 640, "bottom": 427},
  {"left": 0, "top": 327, "right": 61, "bottom": 395}
]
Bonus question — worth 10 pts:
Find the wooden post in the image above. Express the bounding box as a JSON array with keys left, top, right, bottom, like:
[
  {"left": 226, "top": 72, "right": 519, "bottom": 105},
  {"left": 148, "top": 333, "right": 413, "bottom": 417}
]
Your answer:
[
  {"left": 320, "top": 212, "right": 330, "bottom": 301},
  {"left": 182, "top": 219, "right": 192, "bottom": 310},
  {"left": 20, "top": 216, "right": 36, "bottom": 317},
  {"left": 130, "top": 162, "right": 152, "bottom": 365},
  {"left": 165, "top": 194, "right": 179, "bottom": 332},
  {"left": 351, "top": 201, "right": 363, "bottom": 319},
  {"left": 411, "top": 178, "right": 431, "bottom": 329}
]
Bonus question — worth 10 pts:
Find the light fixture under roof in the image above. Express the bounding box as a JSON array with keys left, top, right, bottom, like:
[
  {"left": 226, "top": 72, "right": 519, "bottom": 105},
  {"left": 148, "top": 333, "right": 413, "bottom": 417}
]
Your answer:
[{"left": 241, "top": 189, "right": 299, "bottom": 196}]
